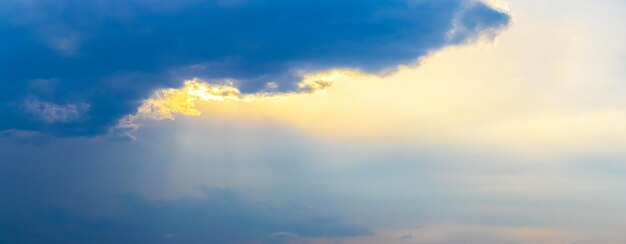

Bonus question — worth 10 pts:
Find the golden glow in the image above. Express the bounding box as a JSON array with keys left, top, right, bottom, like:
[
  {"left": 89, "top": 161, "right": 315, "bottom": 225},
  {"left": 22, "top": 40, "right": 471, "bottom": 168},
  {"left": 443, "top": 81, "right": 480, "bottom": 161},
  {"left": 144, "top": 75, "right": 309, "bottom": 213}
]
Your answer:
[{"left": 116, "top": 71, "right": 341, "bottom": 135}]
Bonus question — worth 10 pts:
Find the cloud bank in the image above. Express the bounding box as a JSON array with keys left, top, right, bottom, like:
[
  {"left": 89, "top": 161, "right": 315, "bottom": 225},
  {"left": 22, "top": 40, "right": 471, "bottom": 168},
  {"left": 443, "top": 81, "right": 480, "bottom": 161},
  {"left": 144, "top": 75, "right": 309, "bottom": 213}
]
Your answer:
[
  {"left": 0, "top": 187, "right": 369, "bottom": 244},
  {"left": 0, "top": 0, "right": 509, "bottom": 136}
]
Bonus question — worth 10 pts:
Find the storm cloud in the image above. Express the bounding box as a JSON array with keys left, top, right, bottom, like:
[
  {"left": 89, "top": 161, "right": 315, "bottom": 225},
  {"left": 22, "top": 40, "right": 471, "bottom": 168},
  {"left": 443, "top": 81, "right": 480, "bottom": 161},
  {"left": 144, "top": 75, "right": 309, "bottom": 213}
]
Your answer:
[{"left": 0, "top": 0, "right": 509, "bottom": 136}]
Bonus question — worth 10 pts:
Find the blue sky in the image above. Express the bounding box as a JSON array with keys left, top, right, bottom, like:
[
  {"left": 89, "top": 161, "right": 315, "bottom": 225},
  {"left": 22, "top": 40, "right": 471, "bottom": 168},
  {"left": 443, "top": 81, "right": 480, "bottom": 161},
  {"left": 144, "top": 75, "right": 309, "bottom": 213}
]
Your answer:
[{"left": 2, "top": 0, "right": 626, "bottom": 243}]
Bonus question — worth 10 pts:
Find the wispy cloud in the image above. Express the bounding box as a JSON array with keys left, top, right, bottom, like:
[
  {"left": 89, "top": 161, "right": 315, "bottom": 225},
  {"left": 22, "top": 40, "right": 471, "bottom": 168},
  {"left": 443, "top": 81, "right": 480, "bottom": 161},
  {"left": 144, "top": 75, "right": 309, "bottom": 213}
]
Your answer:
[{"left": 23, "top": 99, "right": 89, "bottom": 123}]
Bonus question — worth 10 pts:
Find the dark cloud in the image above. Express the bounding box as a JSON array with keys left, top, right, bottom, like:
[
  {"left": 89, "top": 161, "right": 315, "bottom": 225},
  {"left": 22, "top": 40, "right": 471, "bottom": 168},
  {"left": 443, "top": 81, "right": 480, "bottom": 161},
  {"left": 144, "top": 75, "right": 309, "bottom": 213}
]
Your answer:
[
  {"left": 0, "top": 189, "right": 369, "bottom": 244},
  {"left": 0, "top": 0, "right": 509, "bottom": 136}
]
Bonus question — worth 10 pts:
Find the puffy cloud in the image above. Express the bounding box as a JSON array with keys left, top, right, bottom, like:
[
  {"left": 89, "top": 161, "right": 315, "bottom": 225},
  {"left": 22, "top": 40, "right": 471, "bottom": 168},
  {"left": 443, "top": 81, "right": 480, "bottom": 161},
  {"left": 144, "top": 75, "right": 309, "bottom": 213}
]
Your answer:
[{"left": 0, "top": 0, "right": 509, "bottom": 136}]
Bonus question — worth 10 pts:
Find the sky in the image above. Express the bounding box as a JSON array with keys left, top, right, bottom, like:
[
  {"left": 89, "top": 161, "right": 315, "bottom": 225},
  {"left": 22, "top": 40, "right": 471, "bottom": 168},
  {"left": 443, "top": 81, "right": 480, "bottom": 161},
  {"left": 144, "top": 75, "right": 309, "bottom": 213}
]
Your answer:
[{"left": 1, "top": 0, "right": 626, "bottom": 243}]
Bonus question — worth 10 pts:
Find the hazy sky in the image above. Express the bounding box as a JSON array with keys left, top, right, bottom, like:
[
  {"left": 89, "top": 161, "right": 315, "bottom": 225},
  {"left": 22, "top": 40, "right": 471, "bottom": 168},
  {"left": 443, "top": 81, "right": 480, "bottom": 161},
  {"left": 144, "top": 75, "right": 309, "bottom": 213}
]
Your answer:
[{"left": 1, "top": 0, "right": 626, "bottom": 243}]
